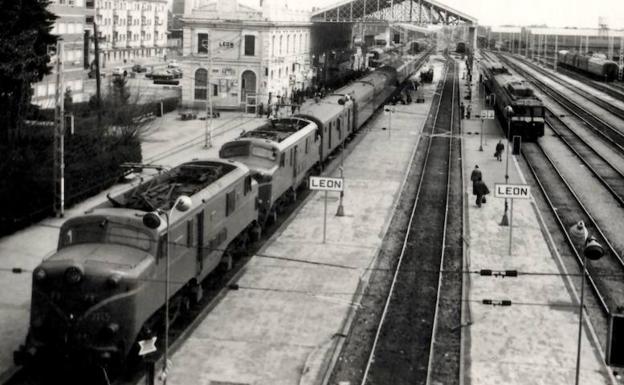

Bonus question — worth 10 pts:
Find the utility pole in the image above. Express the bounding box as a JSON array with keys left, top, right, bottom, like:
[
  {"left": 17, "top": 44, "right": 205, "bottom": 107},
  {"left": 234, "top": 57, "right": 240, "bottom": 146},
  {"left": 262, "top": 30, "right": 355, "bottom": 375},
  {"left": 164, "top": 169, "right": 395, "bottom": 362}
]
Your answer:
[
  {"left": 53, "top": 40, "right": 66, "bottom": 218},
  {"left": 93, "top": 22, "right": 102, "bottom": 124},
  {"left": 554, "top": 35, "right": 558, "bottom": 71}
]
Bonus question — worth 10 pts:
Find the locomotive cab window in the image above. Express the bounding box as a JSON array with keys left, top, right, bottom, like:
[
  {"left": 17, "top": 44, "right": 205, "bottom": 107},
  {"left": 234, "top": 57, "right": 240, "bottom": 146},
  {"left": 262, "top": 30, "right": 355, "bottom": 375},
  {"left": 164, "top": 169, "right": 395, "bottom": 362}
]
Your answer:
[{"left": 60, "top": 221, "right": 153, "bottom": 251}]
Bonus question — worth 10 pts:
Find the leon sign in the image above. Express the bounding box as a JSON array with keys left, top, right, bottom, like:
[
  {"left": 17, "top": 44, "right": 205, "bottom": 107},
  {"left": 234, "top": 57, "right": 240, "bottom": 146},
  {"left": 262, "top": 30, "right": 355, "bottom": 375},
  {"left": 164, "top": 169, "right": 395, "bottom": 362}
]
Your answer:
[
  {"left": 309, "top": 176, "right": 344, "bottom": 192},
  {"left": 494, "top": 184, "right": 531, "bottom": 199}
]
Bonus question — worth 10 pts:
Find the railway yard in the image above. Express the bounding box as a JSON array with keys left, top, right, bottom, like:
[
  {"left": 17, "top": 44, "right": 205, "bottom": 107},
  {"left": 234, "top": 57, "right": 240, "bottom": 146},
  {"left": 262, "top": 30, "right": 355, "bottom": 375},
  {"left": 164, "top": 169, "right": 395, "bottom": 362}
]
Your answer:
[{"left": 7, "top": 4, "right": 624, "bottom": 384}]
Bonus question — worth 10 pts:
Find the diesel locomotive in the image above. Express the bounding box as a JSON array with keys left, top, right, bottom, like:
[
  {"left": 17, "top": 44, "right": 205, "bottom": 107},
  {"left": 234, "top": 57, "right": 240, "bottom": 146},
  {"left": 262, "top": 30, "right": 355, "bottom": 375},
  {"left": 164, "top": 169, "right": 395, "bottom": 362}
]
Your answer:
[
  {"left": 16, "top": 53, "right": 428, "bottom": 372},
  {"left": 481, "top": 55, "right": 545, "bottom": 141}
]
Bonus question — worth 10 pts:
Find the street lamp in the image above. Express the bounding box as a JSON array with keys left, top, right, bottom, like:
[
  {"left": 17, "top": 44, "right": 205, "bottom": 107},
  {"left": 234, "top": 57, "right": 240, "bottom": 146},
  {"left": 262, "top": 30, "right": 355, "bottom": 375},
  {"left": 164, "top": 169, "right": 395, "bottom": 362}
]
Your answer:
[
  {"left": 142, "top": 195, "right": 192, "bottom": 384},
  {"left": 567, "top": 225, "right": 604, "bottom": 385}
]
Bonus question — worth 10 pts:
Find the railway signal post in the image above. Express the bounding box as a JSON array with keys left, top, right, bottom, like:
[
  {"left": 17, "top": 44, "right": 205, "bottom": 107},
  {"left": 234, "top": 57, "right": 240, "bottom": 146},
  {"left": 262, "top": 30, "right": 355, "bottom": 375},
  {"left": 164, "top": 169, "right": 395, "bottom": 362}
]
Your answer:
[
  {"left": 310, "top": 176, "right": 344, "bottom": 243},
  {"left": 479, "top": 109, "right": 495, "bottom": 151},
  {"left": 495, "top": 184, "right": 531, "bottom": 255}
]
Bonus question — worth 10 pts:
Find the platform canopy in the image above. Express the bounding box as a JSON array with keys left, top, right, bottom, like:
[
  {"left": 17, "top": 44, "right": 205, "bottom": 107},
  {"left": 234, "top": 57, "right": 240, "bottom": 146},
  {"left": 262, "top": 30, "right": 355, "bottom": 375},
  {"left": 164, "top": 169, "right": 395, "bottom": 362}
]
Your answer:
[{"left": 311, "top": 0, "right": 477, "bottom": 25}]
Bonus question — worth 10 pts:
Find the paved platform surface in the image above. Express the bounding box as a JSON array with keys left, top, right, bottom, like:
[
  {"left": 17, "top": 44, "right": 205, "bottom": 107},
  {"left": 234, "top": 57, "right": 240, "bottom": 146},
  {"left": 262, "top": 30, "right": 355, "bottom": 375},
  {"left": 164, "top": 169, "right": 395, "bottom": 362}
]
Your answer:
[
  {"left": 0, "top": 110, "right": 266, "bottom": 378},
  {"left": 461, "top": 56, "right": 613, "bottom": 385},
  {"left": 166, "top": 58, "right": 446, "bottom": 385}
]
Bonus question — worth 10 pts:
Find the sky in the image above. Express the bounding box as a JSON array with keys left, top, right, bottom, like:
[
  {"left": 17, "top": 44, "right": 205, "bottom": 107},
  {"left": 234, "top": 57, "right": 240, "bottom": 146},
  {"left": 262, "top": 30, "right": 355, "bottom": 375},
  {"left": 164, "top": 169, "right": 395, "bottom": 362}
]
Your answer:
[{"left": 232, "top": 0, "right": 624, "bottom": 29}]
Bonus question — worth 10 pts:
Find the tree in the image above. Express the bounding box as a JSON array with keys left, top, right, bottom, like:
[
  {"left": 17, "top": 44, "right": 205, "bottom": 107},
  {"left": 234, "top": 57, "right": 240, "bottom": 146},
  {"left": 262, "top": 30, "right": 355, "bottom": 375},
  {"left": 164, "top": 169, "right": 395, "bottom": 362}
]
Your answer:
[{"left": 0, "top": 0, "right": 57, "bottom": 143}]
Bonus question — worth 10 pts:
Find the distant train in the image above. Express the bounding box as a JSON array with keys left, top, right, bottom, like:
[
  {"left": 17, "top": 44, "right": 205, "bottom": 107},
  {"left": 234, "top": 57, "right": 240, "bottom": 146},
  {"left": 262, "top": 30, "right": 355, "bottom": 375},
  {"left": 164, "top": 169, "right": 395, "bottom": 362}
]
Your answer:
[
  {"left": 557, "top": 50, "right": 619, "bottom": 81},
  {"left": 408, "top": 39, "right": 432, "bottom": 55},
  {"left": 15, "top": 55, "right": 425, "bottom": 372},
  {"left": 480, "top": 55, "right": 545, "bottom": 141},
  {"left": 456, "top": 41, "right": 467, "bottom": 54}
]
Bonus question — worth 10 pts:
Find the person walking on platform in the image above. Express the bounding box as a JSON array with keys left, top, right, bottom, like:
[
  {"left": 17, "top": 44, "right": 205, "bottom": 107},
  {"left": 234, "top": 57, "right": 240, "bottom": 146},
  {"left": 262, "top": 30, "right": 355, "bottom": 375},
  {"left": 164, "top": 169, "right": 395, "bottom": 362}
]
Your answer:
[
  {"left": 495, "top": 140, "right": 504, "bottom": 161},
  {"left": 470, "top": 165, "right": 482, "bottom": 194},
  {"left": 460, "top": 102, "right": 465, "bottom": 119},
  {"left": 474, "top": 179, "right": 490, "bottom": 208},
  {"left": 466, "top": 104, "right": 472, "bottom": 119}
]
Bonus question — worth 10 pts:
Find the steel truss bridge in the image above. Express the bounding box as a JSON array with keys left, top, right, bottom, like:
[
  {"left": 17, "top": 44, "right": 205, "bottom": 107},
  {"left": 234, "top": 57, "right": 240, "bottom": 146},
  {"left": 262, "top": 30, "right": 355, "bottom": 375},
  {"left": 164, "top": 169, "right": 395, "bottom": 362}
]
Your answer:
[{"left": 311, "top": 0, "right": 476, "bottom": 25}]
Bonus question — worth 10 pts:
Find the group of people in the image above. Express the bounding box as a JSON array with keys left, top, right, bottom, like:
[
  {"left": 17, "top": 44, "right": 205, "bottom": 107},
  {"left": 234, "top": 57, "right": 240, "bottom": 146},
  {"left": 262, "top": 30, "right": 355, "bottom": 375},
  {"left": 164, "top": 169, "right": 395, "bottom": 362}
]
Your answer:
[{"left": 460, "top": 102, "right": 472, "bottom": 119}]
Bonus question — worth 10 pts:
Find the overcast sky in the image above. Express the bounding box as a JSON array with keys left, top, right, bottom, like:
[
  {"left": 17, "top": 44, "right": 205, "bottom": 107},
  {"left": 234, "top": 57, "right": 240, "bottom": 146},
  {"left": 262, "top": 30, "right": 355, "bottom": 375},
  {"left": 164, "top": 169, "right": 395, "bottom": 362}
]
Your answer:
[{"left": 235, "top": 0, "right": 624, "bottom": 29}]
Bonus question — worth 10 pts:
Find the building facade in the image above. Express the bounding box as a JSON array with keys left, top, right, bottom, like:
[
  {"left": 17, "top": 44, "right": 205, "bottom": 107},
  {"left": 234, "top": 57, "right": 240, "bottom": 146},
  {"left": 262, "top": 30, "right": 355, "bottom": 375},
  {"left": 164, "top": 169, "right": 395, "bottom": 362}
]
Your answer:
[
  {"left": 179, "top": 0, "right": 313, "bottom": 110},
  {"left": 95, "top": 0, "right": 168, "bottom": 67},
  {"left": 32, "top": 0, "right": 95, "bottom": 107}
]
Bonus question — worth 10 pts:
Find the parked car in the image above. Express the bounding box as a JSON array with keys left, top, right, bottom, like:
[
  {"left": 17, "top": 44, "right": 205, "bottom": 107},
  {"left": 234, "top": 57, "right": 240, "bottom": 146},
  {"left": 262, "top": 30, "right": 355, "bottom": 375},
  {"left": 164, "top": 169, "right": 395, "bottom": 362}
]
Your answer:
[
  {"left": 151, "top": 70, "right": 175, "bottom": 81},
  {"left": 132, "top": 64, "right": 147, "bottom": 73},
  {"left": 112, "top": 67, "right": 128, "bottom": 77},
  {"left": 169, "top": 68, "right": 183, "bottom": 78},
  {"left": 167, "top": 61, "right": 180, "bottom": 68},
  {"left": 87, "top": 69, "right": 105, "bottom": 79}
]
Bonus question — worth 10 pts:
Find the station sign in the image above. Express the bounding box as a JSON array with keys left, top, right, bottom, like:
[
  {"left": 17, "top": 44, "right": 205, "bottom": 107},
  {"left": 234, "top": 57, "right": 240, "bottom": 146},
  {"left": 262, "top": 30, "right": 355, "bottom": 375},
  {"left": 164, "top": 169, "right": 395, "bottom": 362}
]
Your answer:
[
  {"left": 480, "top": 109, "right": 495, "bottom": 119},
  {"left": 309, "top": 176, "right": 344, "bottom": 192},
  {"left": 494, "top": 184, "right": 531, "bottom": 199}
]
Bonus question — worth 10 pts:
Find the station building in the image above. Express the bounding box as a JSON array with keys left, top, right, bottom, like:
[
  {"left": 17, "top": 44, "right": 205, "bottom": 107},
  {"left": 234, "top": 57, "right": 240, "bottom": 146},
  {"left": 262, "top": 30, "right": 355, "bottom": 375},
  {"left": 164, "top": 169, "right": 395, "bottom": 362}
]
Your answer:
[{"left": 178, "top": 0, "right": 313, "bottom": 110}]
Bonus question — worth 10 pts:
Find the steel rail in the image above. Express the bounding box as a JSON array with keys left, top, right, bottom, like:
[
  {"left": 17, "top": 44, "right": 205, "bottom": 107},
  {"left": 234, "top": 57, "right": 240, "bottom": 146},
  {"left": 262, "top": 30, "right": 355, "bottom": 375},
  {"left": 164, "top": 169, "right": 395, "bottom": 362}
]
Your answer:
[
  {"left": 359, "top": 60, "right": 451, "bottom": 385},
  {"left": 509, "top": 54, "right": 624, "bottom": 119},
  {"left": 425, "top": 59, "right": 457, "bottom": 385},
  {"left": 522, "top": 142, "right": 623, "bottom": 315},
  {"left": 545, "top": 112, "right": 624, "bottom": 212},
  {"left": 496, "top": 53, "right": 624, "bottom": 155}
]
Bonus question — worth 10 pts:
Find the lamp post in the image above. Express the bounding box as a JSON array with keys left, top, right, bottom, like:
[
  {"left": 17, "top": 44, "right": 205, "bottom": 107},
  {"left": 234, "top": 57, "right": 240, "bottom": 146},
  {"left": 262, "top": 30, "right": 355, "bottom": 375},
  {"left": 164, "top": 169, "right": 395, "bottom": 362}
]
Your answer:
[
  {"left": 143, "top": 195, "right": 192, "bottom": 384},
  {"left": 569, "top": 228, "right": 604, "bottom": 385},
  {"left": 500, "top": 106, "right": 514, "bottom": 227}
]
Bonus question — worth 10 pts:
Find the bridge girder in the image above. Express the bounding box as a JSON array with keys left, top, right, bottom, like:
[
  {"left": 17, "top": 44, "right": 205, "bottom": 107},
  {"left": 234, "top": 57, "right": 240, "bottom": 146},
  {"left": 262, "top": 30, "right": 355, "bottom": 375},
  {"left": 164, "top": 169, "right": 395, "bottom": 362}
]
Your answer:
[{"left": 311, "top": 0, "right": 476, "bottom": 25}]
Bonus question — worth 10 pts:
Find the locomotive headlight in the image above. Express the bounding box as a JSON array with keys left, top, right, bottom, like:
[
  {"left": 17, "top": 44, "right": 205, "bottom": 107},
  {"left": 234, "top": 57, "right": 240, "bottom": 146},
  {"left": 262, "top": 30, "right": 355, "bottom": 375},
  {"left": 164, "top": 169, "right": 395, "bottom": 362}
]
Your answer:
[
  {"left": 64, "top": 266, "right": 83, "bottom": 285},
  {"left": 33, "top": 268, "right": 46, "bottom": 282},
  {"left": 107, "top": 274, "right": 122, "bottom": 288}
]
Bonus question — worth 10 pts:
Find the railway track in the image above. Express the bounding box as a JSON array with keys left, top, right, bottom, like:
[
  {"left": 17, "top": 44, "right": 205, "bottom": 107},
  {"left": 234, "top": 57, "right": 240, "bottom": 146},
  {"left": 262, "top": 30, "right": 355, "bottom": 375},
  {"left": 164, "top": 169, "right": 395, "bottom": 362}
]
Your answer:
[
  {"left": 496, "top": 53, "right": 624, "bottom": 154},
  {"left": 522, "top": 142, "right": 624, "bottom": 318},
  {"left": 508, "top": 54, "right": 624, "bottom": 120},
  {"left": 552, "top": 65, "right": 624, "bottom": 102},
  {"left": 360, "top": 58, "right": 462, "bottom": 385},
  {"left": 545, "top": 110, "right": 624, "bottom": 207}
]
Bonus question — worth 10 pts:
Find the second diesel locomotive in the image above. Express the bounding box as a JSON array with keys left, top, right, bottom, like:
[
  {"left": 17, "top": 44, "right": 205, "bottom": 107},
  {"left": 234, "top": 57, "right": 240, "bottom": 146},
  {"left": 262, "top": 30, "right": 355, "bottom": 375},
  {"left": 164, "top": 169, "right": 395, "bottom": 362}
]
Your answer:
[
  {"left": 557, "top": 50, "right": 619, "bottom": 81},
  {"left": 16, "top": 52, "right": 428, "bottom": 373},
  {"left": 481, "top": 55, "right": 545, "bottom": 141}
]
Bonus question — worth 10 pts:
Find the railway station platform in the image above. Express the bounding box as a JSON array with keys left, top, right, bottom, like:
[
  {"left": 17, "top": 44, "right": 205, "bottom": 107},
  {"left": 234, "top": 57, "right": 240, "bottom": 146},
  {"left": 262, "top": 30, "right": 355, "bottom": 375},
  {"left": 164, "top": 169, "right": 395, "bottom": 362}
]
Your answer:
[
  {"left": 460, "top": 56, "right": 614, "bottom": 385},
  {"left": 165, "top": 58, "right": 447, "bottom": 385},
  {"left": 0, "top": 110, "right": 266, "bottom": 380}
]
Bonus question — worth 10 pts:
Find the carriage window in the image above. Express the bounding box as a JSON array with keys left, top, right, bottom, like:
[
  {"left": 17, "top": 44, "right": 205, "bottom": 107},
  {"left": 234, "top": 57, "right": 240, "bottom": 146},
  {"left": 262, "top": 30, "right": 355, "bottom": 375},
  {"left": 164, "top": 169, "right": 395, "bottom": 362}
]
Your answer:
[
  {"left": 533, "top": 107, "right": 543, "bottom": 117},
  {"left": 226, "top": 190, "right": 236, "bottom": 216},
  {"left": 305, "top": 138, "right": 309, "bottom": 154},
  {"left": 280, "top": 153, "right": 285, "bottom": 167},
  {"left": 244, "top": 176, "right": 252, "bottom": 195},
  {"left": 289, "top": 149, "right": 293, "bottom": 166}
]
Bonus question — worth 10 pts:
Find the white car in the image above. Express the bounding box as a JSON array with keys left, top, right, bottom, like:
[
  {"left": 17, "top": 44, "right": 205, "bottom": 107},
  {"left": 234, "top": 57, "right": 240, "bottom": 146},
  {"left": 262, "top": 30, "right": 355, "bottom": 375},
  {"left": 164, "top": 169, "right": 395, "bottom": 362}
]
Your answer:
[{"left": 112, "top": 67, "right": 127, "bottom": 77}]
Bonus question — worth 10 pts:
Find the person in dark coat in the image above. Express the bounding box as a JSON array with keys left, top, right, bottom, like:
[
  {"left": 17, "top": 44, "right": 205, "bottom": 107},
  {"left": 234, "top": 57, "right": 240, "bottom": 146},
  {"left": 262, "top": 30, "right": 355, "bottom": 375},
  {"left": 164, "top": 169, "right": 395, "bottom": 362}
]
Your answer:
[
  {"left": 470, "top": 165, "right": 482, "bottom": 198},
  {"left": 460, "top": 102, "right": 465, "bottom": 119},
  {"left": 474, "top": 179, "right": 490, "bottom": 207},
  {"left": 495, "top": 140, "right": 504, "bottom": 161}
]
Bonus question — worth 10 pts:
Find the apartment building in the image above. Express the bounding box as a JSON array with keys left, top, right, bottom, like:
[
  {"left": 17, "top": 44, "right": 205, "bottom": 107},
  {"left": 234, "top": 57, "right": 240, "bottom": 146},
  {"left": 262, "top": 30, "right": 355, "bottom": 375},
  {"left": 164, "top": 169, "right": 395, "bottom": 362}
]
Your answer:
[
  {"left": 31, "top": 0, "right": 95, "bottom": 107},
  {"left": 95, "top": 0, "right": 168, "bottom": 67}
]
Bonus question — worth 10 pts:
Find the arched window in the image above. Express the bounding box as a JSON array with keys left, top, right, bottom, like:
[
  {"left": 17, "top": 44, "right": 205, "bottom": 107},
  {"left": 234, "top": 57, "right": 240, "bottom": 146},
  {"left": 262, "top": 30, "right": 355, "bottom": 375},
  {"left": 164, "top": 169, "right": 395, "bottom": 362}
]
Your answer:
[
  {"left": 195, "top": 68, "right": 208, "bottom": 100},
  {"left": 299, "top": 33, "right": 303, "bottom": 52},
  {"left": 272, "top": 35, "right": 276, "bottom": 56},
  {"left": 287, "top": 35, "right": 290, "bottom": 54},
  {"left": 279, "top": 35, "right": 283, "bottom": 55}
]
